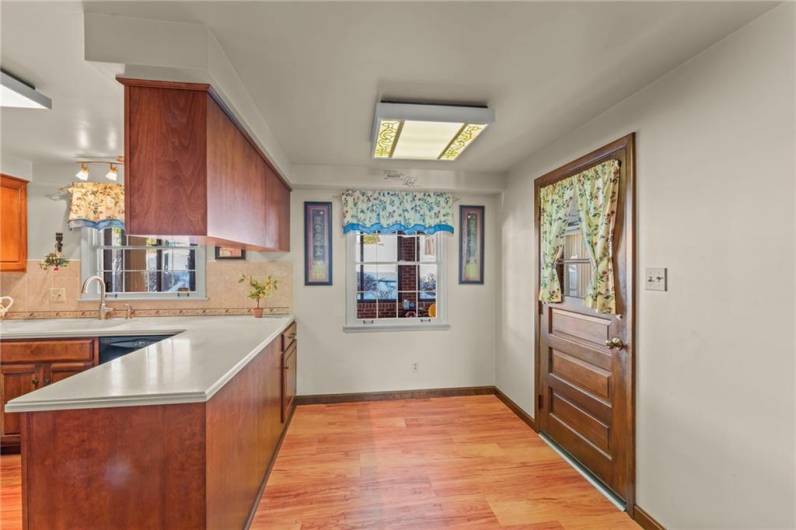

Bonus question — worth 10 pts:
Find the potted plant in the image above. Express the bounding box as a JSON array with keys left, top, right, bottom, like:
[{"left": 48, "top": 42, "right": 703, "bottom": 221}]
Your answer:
[{"left": 238, "top": 274, "right": 278, "bottom": 318}]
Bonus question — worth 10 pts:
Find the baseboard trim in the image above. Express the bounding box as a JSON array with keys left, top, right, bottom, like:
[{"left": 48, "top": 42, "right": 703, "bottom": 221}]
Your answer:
[
  {"left": 296, "top": 386, "right": 537, "bottom": 433},
  {"left": 633, "top": 505, "right": 665, "bottom": 530},
  {"left": 295, "top": 385, "right": 496, "bottom": 405},
  {"left": 493, "top": 387, "right": 537, "bottom": 431}
]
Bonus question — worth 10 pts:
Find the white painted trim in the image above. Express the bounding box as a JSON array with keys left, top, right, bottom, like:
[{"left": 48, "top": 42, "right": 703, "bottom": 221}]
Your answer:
[
  {"left": 80, "top": 228, "right": 207, "bottom": 300},
  {"left": 345, "top": 231, "right": 448, "bottom": 330}
]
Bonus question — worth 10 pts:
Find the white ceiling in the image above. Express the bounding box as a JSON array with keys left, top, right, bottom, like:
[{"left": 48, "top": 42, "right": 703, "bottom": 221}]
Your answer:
[
  {"left": 0, "top": 2, "right": 124, "bottom": 166},
  {"left": 2, "top": 1, "right": 775, "bottom": 175}
]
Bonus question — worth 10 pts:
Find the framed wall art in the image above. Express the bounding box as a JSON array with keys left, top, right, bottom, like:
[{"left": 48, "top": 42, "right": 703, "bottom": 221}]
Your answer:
[
  {"left": 215, "top": 246, "right": 246, "bottom": 260},
  {"left": 304, "top": 201, "right": 333, "bottom": 285},
  {"left": 459, "top": 205, "right": 484, "bottom": 284}
]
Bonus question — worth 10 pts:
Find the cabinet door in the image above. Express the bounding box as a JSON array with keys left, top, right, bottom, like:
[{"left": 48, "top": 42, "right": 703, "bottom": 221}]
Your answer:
[
  {"left": 48, "top": 362, "right": 94, "bottom": 385},
  {"left": 265, "top": 168, "right": 291, "bottom": 252},
  {"left": 1, "top": 364, "right": 41, "bottom": 440},
  {"left": 206, "top": 96, "right": 268, "bottom": 248},
  {"left": 0, "top": 174, "right": 28, "bottom": 271},
  {"left": 281, "top": 343, "right": 297, "bottom": 422}
]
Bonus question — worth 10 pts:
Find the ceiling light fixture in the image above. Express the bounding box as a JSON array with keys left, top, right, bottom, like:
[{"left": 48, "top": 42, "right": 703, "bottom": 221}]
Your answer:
[
  {"left": 372, "top": 101, "right": 493, "bottom": 161},
  {"left": 74, "top": 159, "right": 123, "bottom": 181},
  {"left": 0, "top": 70, "right": 52, "bottom": 109},
  {"left": 75, "top": 163, "right": 89, "bottom": 181},
  {"left": 105, "top": 163, "right": 118, "bottom": 181}
]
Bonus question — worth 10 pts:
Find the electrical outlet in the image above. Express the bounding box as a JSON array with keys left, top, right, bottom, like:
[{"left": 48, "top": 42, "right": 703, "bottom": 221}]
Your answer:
[
  {"left": 411, "top": 362, "right": 419, "bottom": 374},
  {"left": 49, "top": 287, "right": 66, "bottom": 304}
]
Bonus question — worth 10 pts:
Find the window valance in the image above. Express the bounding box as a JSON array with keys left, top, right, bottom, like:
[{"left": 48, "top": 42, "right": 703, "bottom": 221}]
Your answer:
[
  {"left": 342, "top": 190, "right": 454, "bottom": 234},
  {"left": 67, "top": 182, "right": 125, "bottom": 230}
]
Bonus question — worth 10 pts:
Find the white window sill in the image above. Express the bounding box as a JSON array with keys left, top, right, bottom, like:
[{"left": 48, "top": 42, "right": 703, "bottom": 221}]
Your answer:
[
  {"left": 80, "top": 295, "right": 209, "bottom": 302},
  {"left": 343, "top": 323, "right": 450, "bottom": 333}
]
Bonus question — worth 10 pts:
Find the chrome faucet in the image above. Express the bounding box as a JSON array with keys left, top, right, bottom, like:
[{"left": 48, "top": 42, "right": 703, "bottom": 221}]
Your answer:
[{"left": 81, "top": 275, "right": 113, "bottom": 320}]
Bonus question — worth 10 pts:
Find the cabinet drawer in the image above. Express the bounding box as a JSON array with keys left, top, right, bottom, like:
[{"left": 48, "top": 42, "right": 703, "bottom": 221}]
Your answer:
[
  {"left": 281, "top": 322, "right": 296, "bottom": 352},
  {"left": 1, "top": 339, "right": 97, "bottom": 363}
]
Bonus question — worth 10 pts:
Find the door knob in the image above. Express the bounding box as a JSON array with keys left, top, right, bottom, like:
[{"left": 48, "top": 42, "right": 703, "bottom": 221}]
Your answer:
[{"left": 604, "top": 337, "right": 625, "bottom": 349}]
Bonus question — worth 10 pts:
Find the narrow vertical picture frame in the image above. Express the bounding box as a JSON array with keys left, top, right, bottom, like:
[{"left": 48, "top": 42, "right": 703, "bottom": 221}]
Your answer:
[
  {"left": 304, "top": 201, "right": 333, "bottom": 285},
  {"left": 459, "top": 205, "right": 485, "bottom": 284}
]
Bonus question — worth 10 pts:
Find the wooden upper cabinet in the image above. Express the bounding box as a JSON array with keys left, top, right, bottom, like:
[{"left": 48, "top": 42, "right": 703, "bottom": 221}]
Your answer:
[
  {"left": 119, "top": 78, "right": 291, "bottom": 251},
  {"left": 0, "top": 174, "right": 28, "bottom": 271},
  {"left": 265, "top": 164, "right": 291, "bottom": 252}
]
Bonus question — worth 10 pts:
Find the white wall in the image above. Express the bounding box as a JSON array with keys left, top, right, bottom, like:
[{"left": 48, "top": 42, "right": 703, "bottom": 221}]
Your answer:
[
  {"left": 24, "top": 163, "right": 128, "bottom": 259},
  {"left": 291, "top": 188, "right": 498, "bottom": 395},
  {"left": 1, "top": 152, "right": 33, "bottom": 181},
  {"left": 292, "top": 163, "right": 506, "bottom": 195},
  {"left": 497, "top": 5, "right": 794, "bottom": 528}
]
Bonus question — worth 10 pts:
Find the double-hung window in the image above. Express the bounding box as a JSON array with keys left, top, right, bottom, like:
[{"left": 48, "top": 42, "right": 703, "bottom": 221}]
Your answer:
[
  {"left": 80, "top": 227, "right": 206, "bottom": 300},
  {"left": 346, "top": 231, "right": 447, "bottom": 330}
]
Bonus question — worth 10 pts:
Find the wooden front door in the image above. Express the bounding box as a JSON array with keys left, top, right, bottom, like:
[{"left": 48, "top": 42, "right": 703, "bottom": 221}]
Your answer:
[{"left": 534, "top": 134, "right": 635, "bottom": 508}]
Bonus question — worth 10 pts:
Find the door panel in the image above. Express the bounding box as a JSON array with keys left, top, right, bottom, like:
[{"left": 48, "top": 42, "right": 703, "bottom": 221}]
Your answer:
[
  {"left": 281, "top": 343, "right": 296, "bottom": 422},
  {"left": 551, "top": 308, "right": 610, "bottom": 344},
  {"left": 1, "top": 363, "right": 40, "bottom": 441},
  {"left": 535, "top": 134, "right": 635, "bottom": 506},
  {"left": 551, "top": 350, "right": 611, "bottom": 399},
  {"left": 0, "top": 174, "right": 27, "bottom": 271},
  {"left": 550, "top": 394, "right": 610, "bottom": 452}
]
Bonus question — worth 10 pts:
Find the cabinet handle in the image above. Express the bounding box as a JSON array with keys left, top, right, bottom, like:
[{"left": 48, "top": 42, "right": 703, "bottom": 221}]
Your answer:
[
  {"left": 44, "top": 377, "right": 51, "bottom": 385},
  {"left": 32, "top": 376, "right": 39, "bottom": 387}
]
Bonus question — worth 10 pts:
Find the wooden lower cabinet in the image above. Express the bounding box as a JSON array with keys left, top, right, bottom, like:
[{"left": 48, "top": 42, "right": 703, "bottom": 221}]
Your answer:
[
  {"left": 20, "top": 323, "right": 297, "bottom": 530},
  {"left": 282, "top": 343, "right": 297, "bottom": 422},
  {"left": 0, "top": 338, "right": 99, "bottom": 451},
  {"left": 0, "top": 363, "right": 40, "bottom": 447},
  {"left": 49, "top": 362, "right": 95, "bottom": 384}
]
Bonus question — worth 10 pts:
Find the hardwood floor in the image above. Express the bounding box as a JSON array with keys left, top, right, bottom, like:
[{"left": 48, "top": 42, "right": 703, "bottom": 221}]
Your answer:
[
  {"left": 0, "top": 395, "right": 639, "bottom": 529},
  {"left": 0, "top": 452, "right": 21, "bottom": 530},
  {"left": 252, "top": 395, "right": 638, "bottom": 529}
]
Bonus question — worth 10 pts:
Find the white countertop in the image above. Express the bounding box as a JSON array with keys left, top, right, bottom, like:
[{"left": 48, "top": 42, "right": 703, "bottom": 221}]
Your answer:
[{"left": 1, "top": 315, "right": 294, "bottom": 413}]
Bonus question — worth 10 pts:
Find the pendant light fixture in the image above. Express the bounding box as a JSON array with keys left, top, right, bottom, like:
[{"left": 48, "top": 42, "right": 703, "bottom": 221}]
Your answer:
[
  {"left": 105, "top": 163, "right": 118, "bottom": 181},
  {"left": 73, "top": 158, "right": 123, "bottom": 181},
  {"left": 75, "top": 163, "right": 89, "bottom": 181}
]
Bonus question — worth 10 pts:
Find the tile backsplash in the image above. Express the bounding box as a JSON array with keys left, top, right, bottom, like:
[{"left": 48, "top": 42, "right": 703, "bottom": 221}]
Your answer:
[{"left": 0, "top": 260, "right": 292, "bottom": 320}]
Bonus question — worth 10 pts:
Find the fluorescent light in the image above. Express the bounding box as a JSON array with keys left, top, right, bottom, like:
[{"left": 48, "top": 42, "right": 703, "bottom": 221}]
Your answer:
[
  {"left": 372, "top": 102, "right": 493, "bottom": 161},
  {"left": 0, "top": 71, "right": 51, "bottom": 109},
  {"left": 439, "top": 124, "right": 487, "bottom": 161},
  {"left": 105, "top": 164, "right": 118, "bottom": 181},
  {"left": 75, "top": 163, "right": 89, "bottom": 181},
  {"left": 391, "top": 121, "right": 465, "bottom": 160}
]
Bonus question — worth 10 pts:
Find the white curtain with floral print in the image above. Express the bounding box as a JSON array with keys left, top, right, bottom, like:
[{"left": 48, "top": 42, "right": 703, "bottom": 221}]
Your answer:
[
  {"left": 538, "top": 159, "right": 621, "bottom": 314},
  {"left": 573, "top": 160, "right": 621, "bottom": 314}
]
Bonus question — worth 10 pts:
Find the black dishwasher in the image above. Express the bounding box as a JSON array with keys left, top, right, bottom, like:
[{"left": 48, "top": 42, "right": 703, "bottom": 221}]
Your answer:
[{"left": 99, "top": 335, "right": 173, "bottom": 364}]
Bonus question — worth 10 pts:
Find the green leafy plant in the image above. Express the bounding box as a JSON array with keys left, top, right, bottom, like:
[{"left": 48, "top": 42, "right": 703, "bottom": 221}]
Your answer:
[
  {"left": 40, "top": 252, "right": 69, "bottom": 271},
  {"left": 238, "top": 274, "right": 278, "bottom": 309}
]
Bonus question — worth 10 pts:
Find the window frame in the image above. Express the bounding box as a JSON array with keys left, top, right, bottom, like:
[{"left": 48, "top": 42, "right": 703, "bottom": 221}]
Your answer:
[
  {"left": 80, "top": 228, "right": 207, "bottom": 301},
  {"left": 344, "top": 231, "right": 449, "bottom": 332}
]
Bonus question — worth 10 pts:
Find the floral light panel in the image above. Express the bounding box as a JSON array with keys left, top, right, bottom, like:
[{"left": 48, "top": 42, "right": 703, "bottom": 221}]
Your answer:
[
  {"left": 371, "top": 101, "right": 493, "bottom": 161},
  {"left": 373, "top": 119, "right": 487, "bottom": 161}
]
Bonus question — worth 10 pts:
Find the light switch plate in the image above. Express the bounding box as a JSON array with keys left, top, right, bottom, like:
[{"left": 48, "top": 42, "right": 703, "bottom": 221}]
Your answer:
[{"left": 645, "top": 268, "right": 667, "bottom": 292}]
